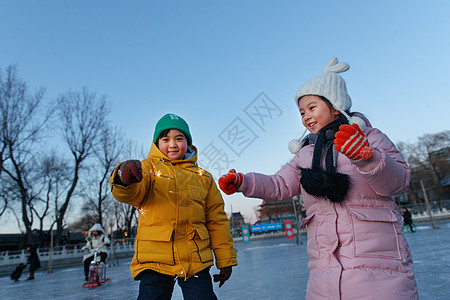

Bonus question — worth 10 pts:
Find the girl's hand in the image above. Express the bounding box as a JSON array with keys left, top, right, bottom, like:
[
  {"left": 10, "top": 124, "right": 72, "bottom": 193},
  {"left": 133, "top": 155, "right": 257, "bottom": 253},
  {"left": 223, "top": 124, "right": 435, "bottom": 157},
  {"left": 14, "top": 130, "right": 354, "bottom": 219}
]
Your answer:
[
  {"left": 219, "top": 169, "right": 243, "bottom": 195},
  {"left": 334, "top": 124, "right": 374, "bottom": 161}
]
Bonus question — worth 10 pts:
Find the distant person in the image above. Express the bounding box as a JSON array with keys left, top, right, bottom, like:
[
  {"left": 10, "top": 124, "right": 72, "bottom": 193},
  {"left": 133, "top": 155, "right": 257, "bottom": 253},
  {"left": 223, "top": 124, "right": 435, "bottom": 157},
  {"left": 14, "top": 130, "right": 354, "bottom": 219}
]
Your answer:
[
  {"left": 26, "top": 245, "right": 41, "bottom": 280},
  {"left": 10, "top": 262, "right": 27, "bottom": 282},
  {"left": 110, "top": 113, "right": 237, "bottom": 300},
  {"left": 219, "top": 58, "right": 418, "bottom": 299},
  {"left": 82, "top": 223, "right": 110, "bottom": 282},
  {"left": 402, "top": 208, "right": 415, "bottom": 232}
]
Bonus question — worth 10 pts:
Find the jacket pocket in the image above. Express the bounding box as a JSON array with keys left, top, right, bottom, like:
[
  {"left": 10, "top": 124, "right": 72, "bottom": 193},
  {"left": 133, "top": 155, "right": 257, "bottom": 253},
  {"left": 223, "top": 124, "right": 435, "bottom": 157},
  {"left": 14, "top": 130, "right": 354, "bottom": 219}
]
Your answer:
[
  {"left": 192, "top": 227, "right": 213, "bottom": 263},
  {"left": 136, "top": 227, "right": 175, "bottom": 265},
  {"left": 300, "top": 213, "right": 321, "bottom": 258},
  {"left": 348, "top": 206, "right": 401, "bottom": 259},
  {"left": 189, "top": 185, "right": 208, "bottom": 220},
  {"left": 190, "top": 185, "right": 207, "bottom": 201}
]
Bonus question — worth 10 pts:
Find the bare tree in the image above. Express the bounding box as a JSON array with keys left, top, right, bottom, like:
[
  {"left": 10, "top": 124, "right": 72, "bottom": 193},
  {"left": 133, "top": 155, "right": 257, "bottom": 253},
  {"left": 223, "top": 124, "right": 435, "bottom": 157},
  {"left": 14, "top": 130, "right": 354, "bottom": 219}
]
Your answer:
[
  {"left": 120, "top": 201, "right": 138, "bottom": 238},
  {"left": 111, "top": 201, "right": 126, "bottom": 234},
  {"left": 31, "top": 152, "right": 71, "bottom": 242},
  {"left": 98, "top": 134, "right": 143, "bottom": 235},
  {"left": 398, "top": 130, "right": 450, "bottom": 204},
  {"left": 397, "top": 141, "right": 425, "bottom": 205},
  {"left": 421, "top": 131, "right": 450, "bottom": 200},
  {"left": 72, "top": 125, "right": 125, "bottom": 232},
  {"left": 118, "top": 139, "right": 146, "bottom": 237},
  {"left": 93, "top": 125, "right": 125, "bottom": 226},
  {"left": 77, "top": 164, "right": 115, "bottom": 231},
  {"left": 68, "top": 213, "right": 98, "bottom": 232},
  {"left": 0, "top": 184, "right": 14, "bottom": 217},
  {"left": 54, "top": 87, "right": 109, "bottom": 245},
  {"left": 0, "top": 65, "right": 50, "bottom": 244},
  {"left": 71, "top": 133, "right": 141, "bottom": 237}
]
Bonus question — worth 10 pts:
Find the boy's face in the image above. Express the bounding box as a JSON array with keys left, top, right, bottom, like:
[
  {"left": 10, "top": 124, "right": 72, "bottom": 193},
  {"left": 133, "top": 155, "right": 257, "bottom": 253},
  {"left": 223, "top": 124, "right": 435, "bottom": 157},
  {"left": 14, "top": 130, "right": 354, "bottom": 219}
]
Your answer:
[
  {"left": 299, "top": 95, "right": 340, "bottom": 135},
  {"left": 158, "top": 129, "right": 188, "bottom": 160}
]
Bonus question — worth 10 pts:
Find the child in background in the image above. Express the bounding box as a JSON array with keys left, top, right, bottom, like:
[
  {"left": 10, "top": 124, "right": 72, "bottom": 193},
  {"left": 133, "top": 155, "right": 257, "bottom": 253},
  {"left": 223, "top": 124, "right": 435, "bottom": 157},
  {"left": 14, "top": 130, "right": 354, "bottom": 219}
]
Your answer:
[
  {"left": 402, "top": 207, "right": 416, "bottom": 232},
  {"left": 82, "top": 223, "right": 110, "bottom": 282},
  {"left": 219, "top": 58, "right": 418, "bottom": 300},
  {"left": 110, "top": 113, "right": 237, "bottom": 300},
  {"left": 10, "top": 263, "right": 27, "bottom": 282}
]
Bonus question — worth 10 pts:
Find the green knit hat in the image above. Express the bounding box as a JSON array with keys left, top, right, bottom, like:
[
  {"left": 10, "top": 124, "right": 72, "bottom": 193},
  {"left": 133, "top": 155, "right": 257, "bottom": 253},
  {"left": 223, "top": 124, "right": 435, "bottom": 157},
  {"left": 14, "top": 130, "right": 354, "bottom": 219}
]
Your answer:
[{"left": 153, "top": 113, "right": 192, "bottom": 146}]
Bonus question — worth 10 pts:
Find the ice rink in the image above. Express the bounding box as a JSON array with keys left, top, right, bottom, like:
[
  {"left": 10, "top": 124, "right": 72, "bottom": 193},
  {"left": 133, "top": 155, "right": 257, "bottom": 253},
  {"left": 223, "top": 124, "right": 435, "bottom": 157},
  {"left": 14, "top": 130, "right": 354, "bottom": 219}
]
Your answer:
[{"left": 1, "top": 220, "right": 449, "bottom": 299}]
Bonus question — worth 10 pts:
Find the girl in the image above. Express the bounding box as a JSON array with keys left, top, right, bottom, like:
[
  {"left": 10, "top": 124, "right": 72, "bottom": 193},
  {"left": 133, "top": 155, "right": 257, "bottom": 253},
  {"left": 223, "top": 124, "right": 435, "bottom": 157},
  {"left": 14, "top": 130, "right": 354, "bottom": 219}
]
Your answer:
[
  {"left": 219, "top": 58, "right": 418, "bottom": 299},
  {"left": 110, "top": 113, "right": 237, "bottom": 300}
]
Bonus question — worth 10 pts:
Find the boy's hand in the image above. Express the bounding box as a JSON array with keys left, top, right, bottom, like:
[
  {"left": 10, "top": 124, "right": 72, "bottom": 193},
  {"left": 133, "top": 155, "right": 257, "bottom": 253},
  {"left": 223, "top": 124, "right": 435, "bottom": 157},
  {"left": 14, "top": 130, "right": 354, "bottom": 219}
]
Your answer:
[
  {"left": 118, "top": 160, "right": 143, "bottom": 185},
  {"left": 218, "top": 169, "right": 243, "bottom": 195},
  {"left": 213, "top": 266, "right": 232, "bottom": 287},
  {"left": 334, "top": 124, "right": 374, "bottom": 161}
]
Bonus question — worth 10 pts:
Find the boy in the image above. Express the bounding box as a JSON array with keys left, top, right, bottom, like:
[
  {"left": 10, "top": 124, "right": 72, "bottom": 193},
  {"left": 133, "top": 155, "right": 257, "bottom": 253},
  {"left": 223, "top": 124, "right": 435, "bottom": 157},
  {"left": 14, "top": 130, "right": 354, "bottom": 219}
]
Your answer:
[{"left": 110, "top": 113, "right": 237, "bottom": 300}]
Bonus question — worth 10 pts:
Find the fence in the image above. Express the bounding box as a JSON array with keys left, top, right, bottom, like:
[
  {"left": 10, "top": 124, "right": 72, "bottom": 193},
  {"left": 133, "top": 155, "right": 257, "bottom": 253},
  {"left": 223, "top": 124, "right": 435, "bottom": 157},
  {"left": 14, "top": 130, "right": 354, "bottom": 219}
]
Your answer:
[
  {"left": 401, "top": 199, "right": 450, "bottom": 222},
  {"left": 0, "top": 238, "right": 135, "bottom": 273}
]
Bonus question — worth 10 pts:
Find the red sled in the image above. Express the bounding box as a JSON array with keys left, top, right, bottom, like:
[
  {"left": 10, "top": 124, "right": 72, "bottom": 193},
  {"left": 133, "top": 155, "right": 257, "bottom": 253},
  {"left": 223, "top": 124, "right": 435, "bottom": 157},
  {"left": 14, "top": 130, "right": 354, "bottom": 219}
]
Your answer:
[{"left": 82, "top": 248, "right": 111, "bottom": 288}]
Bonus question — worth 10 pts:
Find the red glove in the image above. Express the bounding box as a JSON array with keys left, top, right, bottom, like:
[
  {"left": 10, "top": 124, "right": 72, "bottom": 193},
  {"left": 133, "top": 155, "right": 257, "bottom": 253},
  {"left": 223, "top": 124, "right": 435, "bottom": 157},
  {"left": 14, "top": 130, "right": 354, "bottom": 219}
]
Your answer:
[
  {"left": 218, "top": 169, "right": 243, "bottom": 195},
  {"left": 213, "top": 266, "right": 232, "bottom": 287},
  {"left": 117, "top": 160, "right": 143, "bottom": 185},
  {"left": 334, "top": 124, "right": 374, "bottom": 161}
]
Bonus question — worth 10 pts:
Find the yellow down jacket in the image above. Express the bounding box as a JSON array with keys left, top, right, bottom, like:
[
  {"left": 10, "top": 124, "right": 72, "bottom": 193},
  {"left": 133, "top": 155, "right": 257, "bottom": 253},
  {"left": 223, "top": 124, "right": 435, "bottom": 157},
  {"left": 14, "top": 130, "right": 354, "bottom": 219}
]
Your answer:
[{"left": 110, "top": 144, "right": 237, "bottom": 280}]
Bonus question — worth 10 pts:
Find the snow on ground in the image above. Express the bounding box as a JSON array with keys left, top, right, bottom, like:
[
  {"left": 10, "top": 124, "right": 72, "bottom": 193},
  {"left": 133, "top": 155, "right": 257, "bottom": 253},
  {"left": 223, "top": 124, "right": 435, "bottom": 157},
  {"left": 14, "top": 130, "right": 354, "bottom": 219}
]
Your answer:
[{"left": 1, "top": 220, "right": 449, "bottom": 299}]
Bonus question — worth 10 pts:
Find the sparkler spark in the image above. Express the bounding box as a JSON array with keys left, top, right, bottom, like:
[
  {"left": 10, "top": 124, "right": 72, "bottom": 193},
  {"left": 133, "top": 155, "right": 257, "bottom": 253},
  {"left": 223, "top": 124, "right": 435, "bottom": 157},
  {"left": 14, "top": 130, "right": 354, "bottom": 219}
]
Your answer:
[{"left": 142, "top": 170, "right": 174, "bottom": 180}]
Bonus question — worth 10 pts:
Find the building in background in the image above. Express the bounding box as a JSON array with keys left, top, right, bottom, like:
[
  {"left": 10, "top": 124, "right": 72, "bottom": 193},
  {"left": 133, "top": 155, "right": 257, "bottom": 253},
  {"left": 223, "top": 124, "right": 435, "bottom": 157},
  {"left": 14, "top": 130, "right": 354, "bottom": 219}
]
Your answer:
[
  {"left": 257, "top": 196, "right": 304, "bottom": 225},
  {"left": 229, "top": 212, "right": 245, "bottom": 237}
]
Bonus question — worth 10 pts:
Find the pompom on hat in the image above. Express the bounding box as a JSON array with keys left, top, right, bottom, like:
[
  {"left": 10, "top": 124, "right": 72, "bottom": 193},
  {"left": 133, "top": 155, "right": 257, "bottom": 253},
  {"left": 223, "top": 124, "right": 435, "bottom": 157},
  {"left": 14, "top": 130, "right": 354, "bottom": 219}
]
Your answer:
[{"left": 289, "top": 57, "right": 366, "bottom": 154}]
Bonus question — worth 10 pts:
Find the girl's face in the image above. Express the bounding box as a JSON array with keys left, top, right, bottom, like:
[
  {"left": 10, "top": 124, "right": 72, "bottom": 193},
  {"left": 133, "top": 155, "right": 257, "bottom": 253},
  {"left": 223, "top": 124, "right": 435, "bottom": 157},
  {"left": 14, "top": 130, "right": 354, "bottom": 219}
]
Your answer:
[
  {"left": 299, "top": 95, "right": 340, "bottom": 134},
  {"left": 157, "top": 129, "right": 188, "bottom": 160}
]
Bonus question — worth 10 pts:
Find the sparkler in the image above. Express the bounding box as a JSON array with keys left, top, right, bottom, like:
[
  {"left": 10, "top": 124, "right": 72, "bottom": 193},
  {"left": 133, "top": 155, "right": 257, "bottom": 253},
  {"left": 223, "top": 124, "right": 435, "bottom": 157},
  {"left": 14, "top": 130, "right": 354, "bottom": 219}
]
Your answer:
[{"left": 142, "top": 170, "right": 174, "bottom": 180}]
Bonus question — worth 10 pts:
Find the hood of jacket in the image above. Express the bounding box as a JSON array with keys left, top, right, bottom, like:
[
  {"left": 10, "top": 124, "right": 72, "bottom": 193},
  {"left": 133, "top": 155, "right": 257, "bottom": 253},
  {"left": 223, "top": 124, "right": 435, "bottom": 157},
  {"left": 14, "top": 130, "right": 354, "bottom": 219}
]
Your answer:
[{"left": 88, "top": 223, "right": 106, "bottom": 235}]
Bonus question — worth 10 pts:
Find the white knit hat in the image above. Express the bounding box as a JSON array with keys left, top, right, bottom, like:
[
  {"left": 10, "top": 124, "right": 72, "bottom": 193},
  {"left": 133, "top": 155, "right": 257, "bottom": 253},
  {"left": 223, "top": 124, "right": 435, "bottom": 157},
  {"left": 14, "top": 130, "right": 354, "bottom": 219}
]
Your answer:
[{"left": 289, "top": 57, "right": 365, "bottom": 154}]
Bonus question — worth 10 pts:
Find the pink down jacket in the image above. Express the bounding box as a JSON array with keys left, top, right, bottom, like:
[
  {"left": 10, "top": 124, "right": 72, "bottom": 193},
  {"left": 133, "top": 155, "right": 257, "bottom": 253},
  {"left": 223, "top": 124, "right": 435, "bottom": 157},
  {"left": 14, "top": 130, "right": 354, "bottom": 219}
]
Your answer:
[{"left": 240, "top": 126, "right": 419, "bottom": 300}]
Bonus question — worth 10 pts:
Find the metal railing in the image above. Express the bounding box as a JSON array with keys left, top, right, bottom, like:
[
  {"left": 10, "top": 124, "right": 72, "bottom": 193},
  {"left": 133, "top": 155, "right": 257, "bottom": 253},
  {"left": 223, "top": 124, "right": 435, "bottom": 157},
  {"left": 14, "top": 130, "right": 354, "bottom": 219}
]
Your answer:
[
  {"left": 0, "top": 238, "right": 135, "bottom": 267},
  {"left": 400, "top": 199, "right": 450, "bottom": 222}
]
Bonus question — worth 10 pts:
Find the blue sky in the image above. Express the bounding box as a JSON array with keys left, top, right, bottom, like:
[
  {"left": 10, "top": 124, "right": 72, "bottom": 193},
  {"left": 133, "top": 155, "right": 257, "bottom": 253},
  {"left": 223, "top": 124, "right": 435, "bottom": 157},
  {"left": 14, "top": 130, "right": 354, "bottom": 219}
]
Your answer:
[{"left": 1, "top": 1, "right": 450, "bottom": 232}]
